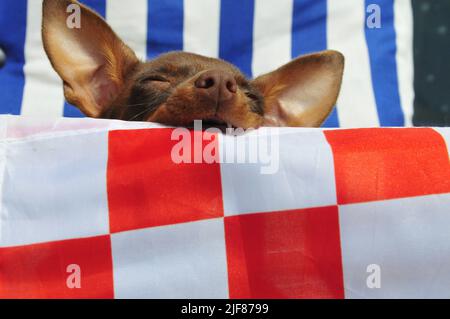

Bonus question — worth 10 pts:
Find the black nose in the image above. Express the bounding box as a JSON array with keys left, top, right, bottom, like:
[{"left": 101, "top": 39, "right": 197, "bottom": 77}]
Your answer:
[{"left": 194, "top": 70, "right": 237, "bottom": 103}]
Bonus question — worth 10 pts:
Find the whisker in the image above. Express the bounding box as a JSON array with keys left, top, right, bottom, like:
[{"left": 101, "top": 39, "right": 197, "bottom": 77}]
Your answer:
[
  {"left": 115, "top": 102, "right": 150, "bottom": 108},
  {"left": 128, "top": 108, "right": 152, "bottom": 121}
]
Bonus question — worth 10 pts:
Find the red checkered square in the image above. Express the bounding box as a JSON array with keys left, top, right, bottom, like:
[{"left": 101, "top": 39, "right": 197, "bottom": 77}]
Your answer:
[
  {"left": 224, "top": 206, "right": 344, "bottom": 299},
  {"left": 0, "top": 236, "right": 114, "bottom": 299},
  {"left": 325, "top": 128, "right": 450, "bottom": 204},
  {"left": 107, "top": 129, "right": 224, "bottom": 233}
]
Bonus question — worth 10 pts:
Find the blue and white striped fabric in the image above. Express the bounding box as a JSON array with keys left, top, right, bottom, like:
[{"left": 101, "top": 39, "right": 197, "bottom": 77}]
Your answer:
[{"left": 0, "top": 0, "right": 414, "bottom": 127}]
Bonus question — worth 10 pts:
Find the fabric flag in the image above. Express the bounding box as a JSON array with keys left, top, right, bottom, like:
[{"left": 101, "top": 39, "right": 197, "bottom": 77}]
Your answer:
[{"left": 0, "top": 115, "right": 449, "bottom": 299}]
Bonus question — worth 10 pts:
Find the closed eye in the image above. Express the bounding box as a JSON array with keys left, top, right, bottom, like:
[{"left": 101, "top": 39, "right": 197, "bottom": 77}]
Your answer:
[
  {"left": 245, "top": 91, "right": 260, "bottom": 102},
  {"left": 141, "top": 75, "right": 169, "bottom": 83}
]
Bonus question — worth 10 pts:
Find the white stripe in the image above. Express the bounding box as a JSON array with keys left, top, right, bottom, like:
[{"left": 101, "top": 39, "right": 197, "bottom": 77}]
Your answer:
[
  {"left": 106, "top": 0, "right": 148, "bottom": 61},
  {"left": 394, "top": 0, "right": 414, "bottom": 126},
  {"left": 183, "top": 0, "right": 220, "bottom": 57},
  {"left": 252, "top": 0, "right": 293, "bottom": 77},
  {"left": 20, "top": 0, "right": 64, "bottom": 118},
  {"left": 327, "top": 0, "right": 380, "bottom": 127}
]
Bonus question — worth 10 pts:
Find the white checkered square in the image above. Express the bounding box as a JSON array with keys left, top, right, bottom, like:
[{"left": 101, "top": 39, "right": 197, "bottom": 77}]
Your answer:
[
  {"left": 339, "top": 193, "right": 450, "bottom": 298},
  {"left": 0, "top": 131, "right": 109, "bottom": 247},
  {"left": 220, "top": 129, "right": 336, "bottom": 216},
  {"left": 111, "top": 218, "right": 229, "bottom": 299}
]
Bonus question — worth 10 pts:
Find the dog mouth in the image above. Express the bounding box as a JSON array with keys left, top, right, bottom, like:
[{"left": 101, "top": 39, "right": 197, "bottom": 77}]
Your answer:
[{"left": 188, "top": 117, "right": 238, "bottom": 132}]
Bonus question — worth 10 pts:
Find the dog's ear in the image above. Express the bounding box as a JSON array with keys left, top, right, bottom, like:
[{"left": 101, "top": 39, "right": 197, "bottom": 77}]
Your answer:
[
  {"left": 42, "top": 0, "right": 139, "bottom": 117},
  {"left": 252, "top": 50, "right": 344, "bottom": 127}
]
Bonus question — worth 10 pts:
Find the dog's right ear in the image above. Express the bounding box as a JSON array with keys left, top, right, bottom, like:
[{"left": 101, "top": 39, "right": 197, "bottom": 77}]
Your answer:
[{"left": 42, "top": 0, "right": 139, "bottom": 117}]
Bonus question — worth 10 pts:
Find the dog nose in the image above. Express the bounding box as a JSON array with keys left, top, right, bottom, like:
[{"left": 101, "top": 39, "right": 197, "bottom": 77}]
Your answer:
[{"left": 195, "top": 70, "right": 237, "bottom": 102}]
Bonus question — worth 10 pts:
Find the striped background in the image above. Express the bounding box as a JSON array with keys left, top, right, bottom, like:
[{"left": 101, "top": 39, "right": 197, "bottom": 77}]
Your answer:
[{"left": 0, "top": 0, "right": 414, "bottom": 127}]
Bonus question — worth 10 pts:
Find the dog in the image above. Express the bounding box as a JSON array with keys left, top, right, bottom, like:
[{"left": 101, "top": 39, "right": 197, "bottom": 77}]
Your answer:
[{"left": 42, "top": 0, "right": 344, "bottom": 129}]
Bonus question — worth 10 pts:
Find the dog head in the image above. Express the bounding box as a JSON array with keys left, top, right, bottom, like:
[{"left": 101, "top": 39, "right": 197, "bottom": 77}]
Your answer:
[{"left": 42, "top": 0, "right": 344, "bottom": 129}]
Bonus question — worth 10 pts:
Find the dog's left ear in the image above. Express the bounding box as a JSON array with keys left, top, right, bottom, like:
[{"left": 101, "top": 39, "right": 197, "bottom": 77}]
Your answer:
[{"left": 252, "top": 50, "right": 344, "bottom": 127}]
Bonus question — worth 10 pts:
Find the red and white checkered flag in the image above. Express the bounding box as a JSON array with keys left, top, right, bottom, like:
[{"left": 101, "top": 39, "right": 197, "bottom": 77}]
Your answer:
[{"left": 0, "top": 115, "right": 449, "bottom": 299}]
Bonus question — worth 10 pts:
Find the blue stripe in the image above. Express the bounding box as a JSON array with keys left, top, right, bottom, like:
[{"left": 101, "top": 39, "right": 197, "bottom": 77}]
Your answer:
[
  {"left": 292, "top": 0, "right": 327, "bottom": 56},
  {"left": 147, "top": 0, "right": 184, "bottom": 59},
  {"left": 81, "top": 0, "right": 106, "bottom": 16},
  {"left": 219, "top": 0, "right": 255, "bottom": 78},
  {"left": 64, "top": 0, "right": 107, "bottom": 118},
  {"left": 0, "top": 0, "right": 27, "bottom": 115},
  {"left": 291, "top": 0, "right": 339, "bottom": 127},
  {"left": 365, "top": 0, "right": 404, "bottom": 126}
]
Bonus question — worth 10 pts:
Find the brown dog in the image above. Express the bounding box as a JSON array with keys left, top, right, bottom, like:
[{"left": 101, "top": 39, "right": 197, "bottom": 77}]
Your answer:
[{"left": 42, "top": 0, "right": 344, "bottom": 129}]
